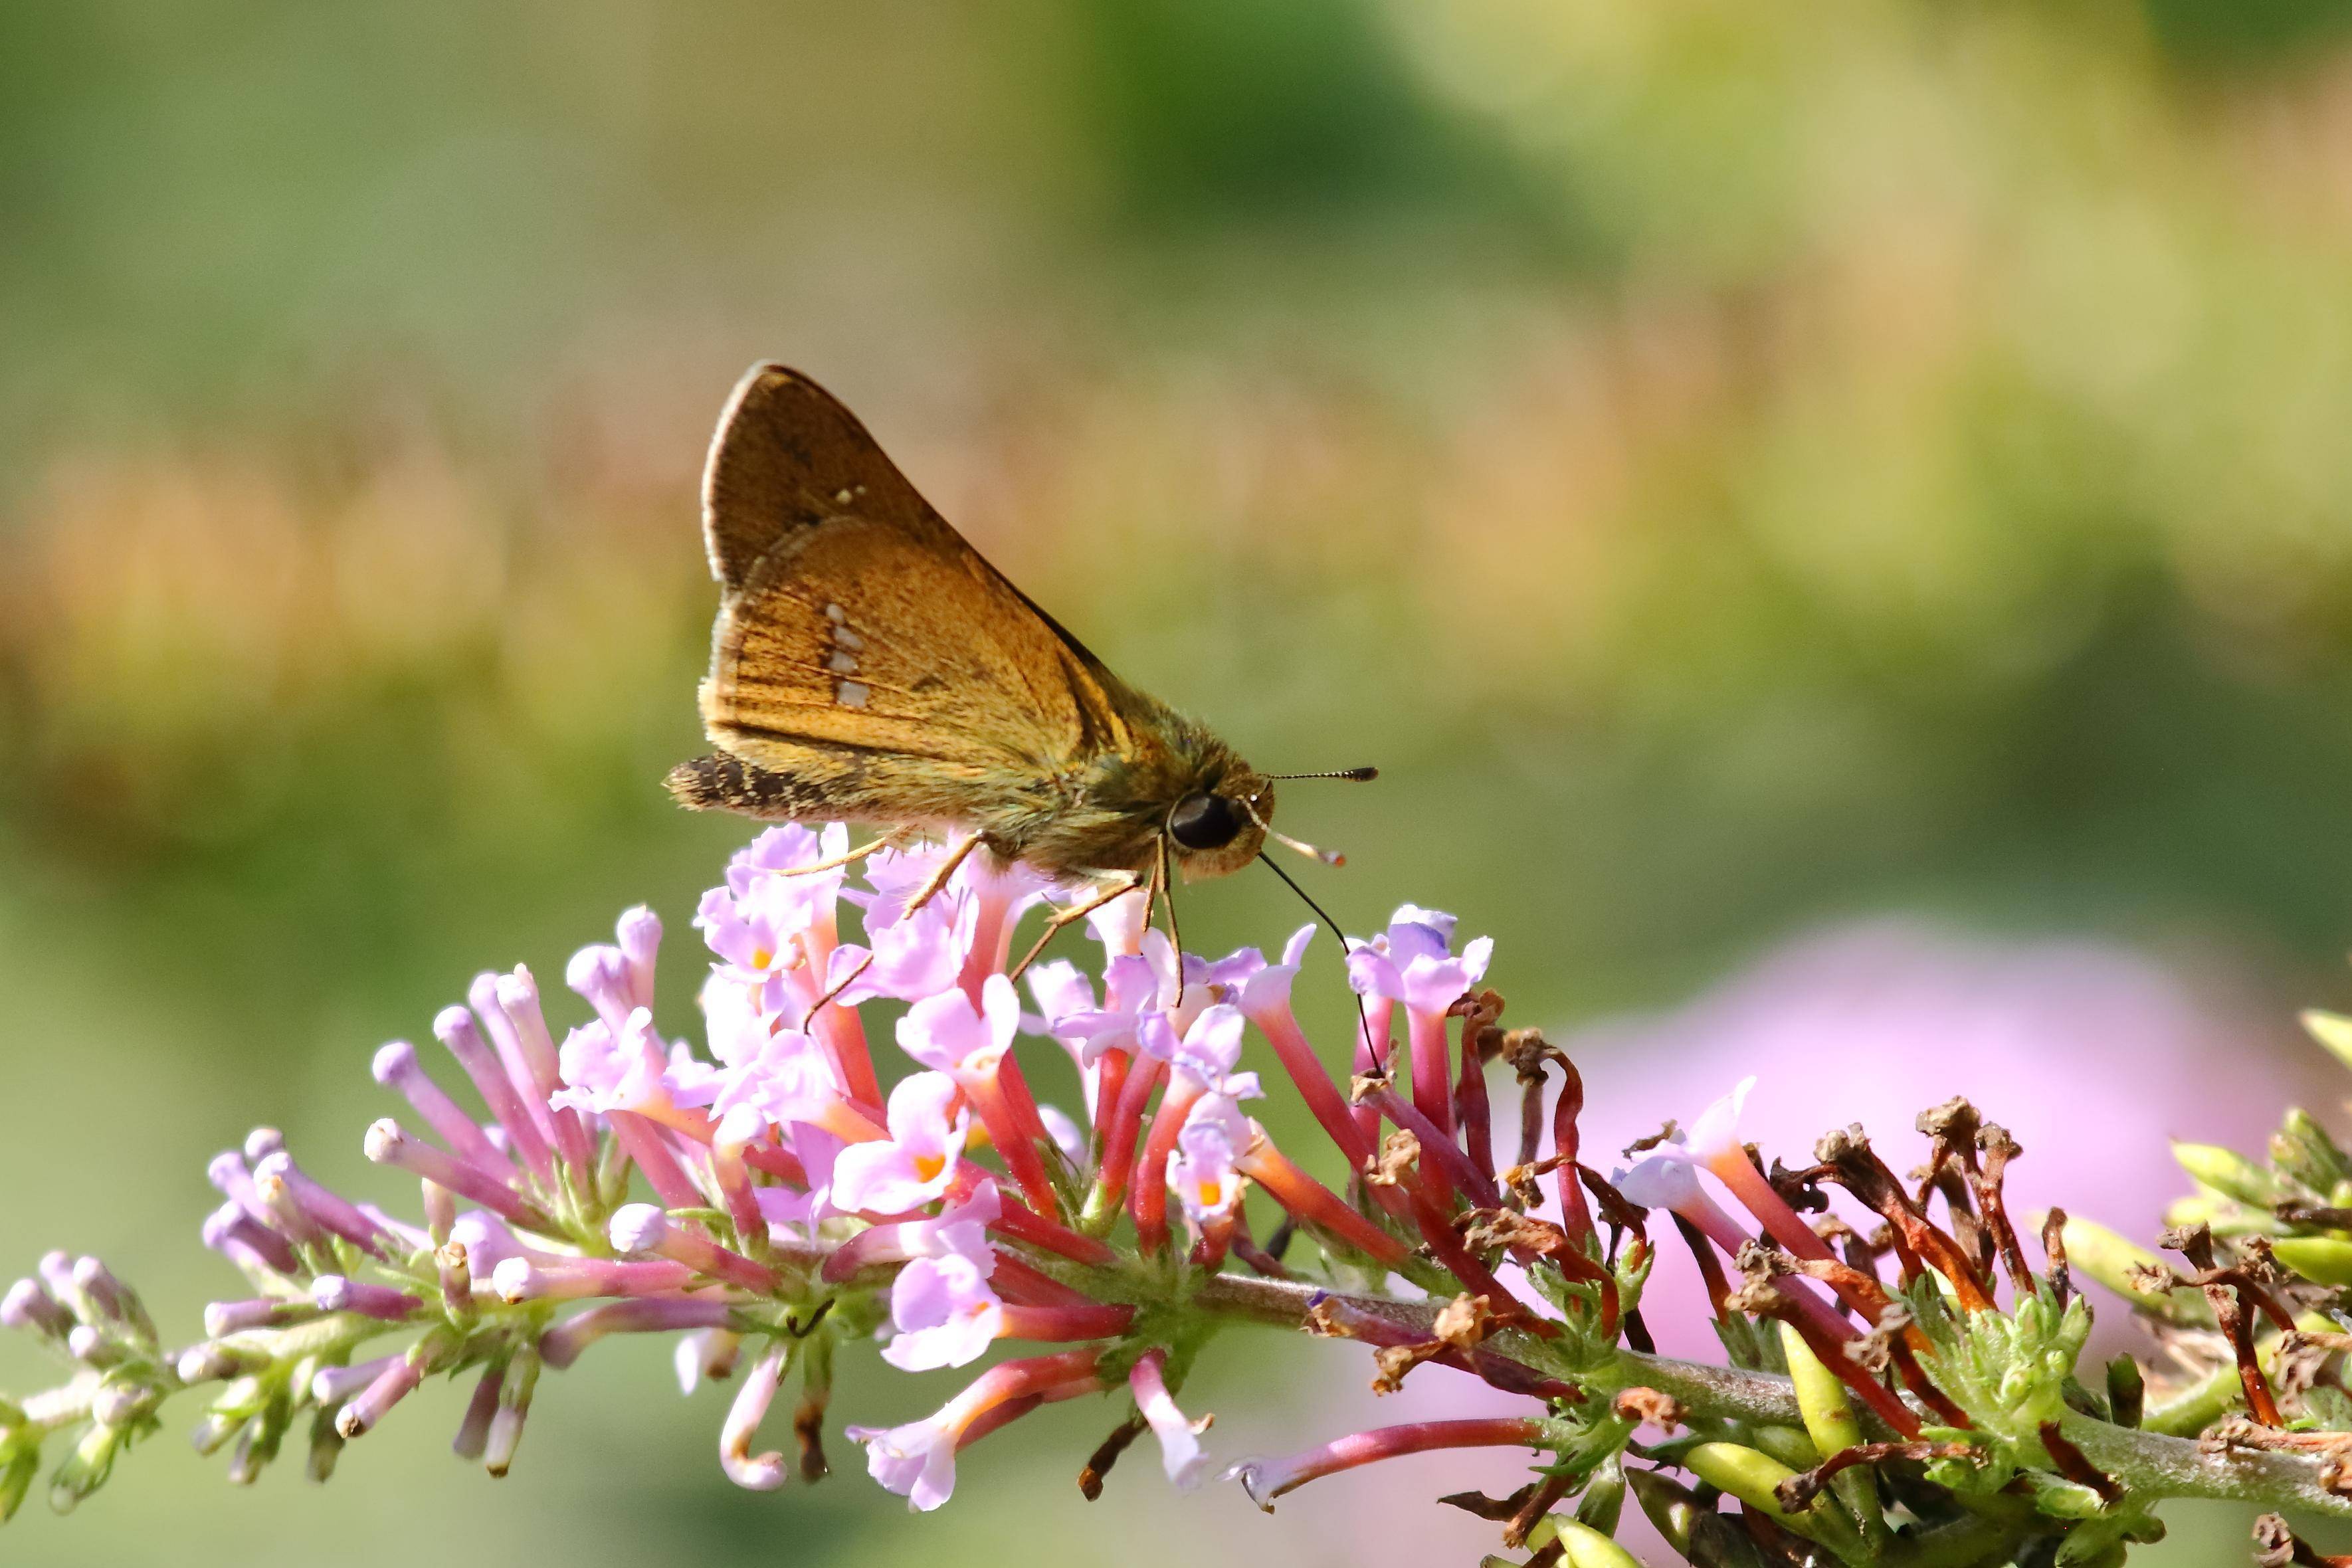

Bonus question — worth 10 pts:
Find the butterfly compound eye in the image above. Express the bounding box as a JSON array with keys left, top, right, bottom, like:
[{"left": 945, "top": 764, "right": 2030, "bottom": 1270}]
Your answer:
[{"left": 1168, "top": 791, "right": 1245, "bottom": 851}]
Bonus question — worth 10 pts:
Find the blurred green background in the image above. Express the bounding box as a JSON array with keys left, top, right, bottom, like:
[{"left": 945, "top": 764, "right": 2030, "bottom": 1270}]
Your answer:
[{"left": 8, "top": 0, "right": 2352, "bottom": 1561}]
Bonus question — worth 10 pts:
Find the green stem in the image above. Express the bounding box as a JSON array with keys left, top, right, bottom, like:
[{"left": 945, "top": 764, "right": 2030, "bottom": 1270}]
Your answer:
[{"left": 1187, "top": 1273, "right": 2352, "bottom": 1523}]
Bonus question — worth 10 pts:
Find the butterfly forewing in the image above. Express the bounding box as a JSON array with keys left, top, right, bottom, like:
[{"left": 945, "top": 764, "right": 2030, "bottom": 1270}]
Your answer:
[
  {"left": 672, "top": 363, "right": 1277, "bottom": 880},
  {"left": 695, "top": 365, "right": 1133, "bottom": 792}
]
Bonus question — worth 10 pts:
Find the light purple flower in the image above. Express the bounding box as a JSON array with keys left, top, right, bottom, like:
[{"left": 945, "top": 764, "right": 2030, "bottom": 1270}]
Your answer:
[
  {"left": 706, "top": 1027, "right": 841, "bottom": 1131},
  {"left": 565, "top": 944, "right": 640, "bottom": 1036},
  {"left": 845, "top": 896, "right": 967, "bottom": 1003},
  {"left": 726, "top": 823, "right": 850, "bottom": 900},
  {"left": 699, "top": 824, "right": 851, "bottom": 982},
  {"left": 1056, "top": 934, "right": 1183, "bottom": 1066},
  {"left": 550, "top": 1008, "right": 670, "bottom": 1118},
  {"left": 614, "top": 906, "right": 661, "bottom": 1011},
  {"left": 1347, "top": 904, "right": 1492, "bottom": 1019},
  {"left": 846, "top": 1415, "right": 959, "bottom": 1512},
  {"left": 863, "top": 837, "right": 1056, "bottom": 931},
  {"left": 1183, "top": 945, "right": 1268, "bottom": 1008},
  {"left": 1024, "top": 959, "right": 1096, "bottom": 1038},
  {"left": 831, "top": 1072, "right": 968, "bottom": 1215},
  {"left": 897, "top": 975, "right": 1021, "bottom": 1076},
  {"left": 755, "top": 1125, "right": 847, "bottom": 1239},
  {"left": 1132, "top": 1350, "right": 1212, "bottom": 1489},
  {"left": 1079, "top": 878, "right": 1152, "bottom": 957},
  {"left": 1238, "top": 924, "right": 1319, "bottom": 1019},
  {"left": 879, "top": 1250, "right": 1001, "bottom": 1371},
  {"left": 1147, "top": 1004, "right": 1262, "bottom": 1100},
  {"left": 1168, "top": 1094, "right": 1253, "bottom": 1225}
]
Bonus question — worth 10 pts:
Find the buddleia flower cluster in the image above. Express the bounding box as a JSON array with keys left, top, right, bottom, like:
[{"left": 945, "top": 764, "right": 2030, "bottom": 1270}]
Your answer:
[{"left": 9, "top": 825, "right": 2352, "bottom": 1565}]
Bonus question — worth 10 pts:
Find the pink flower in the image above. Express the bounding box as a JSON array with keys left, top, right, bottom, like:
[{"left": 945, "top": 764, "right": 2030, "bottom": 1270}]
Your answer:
[
  {"left": 897, "top": 975, "right": 1021, "bottom": 1076},
  {"left": 1346, "top": 904, "right": 1493, "bottom": 1019},
  {"left": 704, "top": 1026, "right": 876, "bottom": 1147},
  {"left": 1613, "top": 1145, "right": 1744, "bottom": 1254},
  {"left": 725, "top": 822, "right": 843, "bottom": 890},
  {"left": 1182, "top": 945, "right": 1270, "bottom": 1007},
  {"left": 702, "top": 825, "right": 852, "bottom": 964},
  {"left": 846, "top": 896, "right": 967, "bottom": 1003},
  {"left": 1023, "top": 958, "right": 1096, "bottom": 1038},
  {"left": 565, "top": 943, "right": 640, "bottom": 1036},
  {"left": 1131, "top": 1349, "right": 1213, "bottom": 1489},
  {"left": 1057, "top": 939, "right": 1180, "bottom": 1066},
  {"left": 825, "top": 1181, "right": 1003, "bottom": 1279},
  {"left": 850, "top": 1416, "right": 961, "bottom": 1512},
  {"left": 1146, "top": 1003, "right": 1261, "bottom": 1100},
  {"left": 846, "top": 1351, "right": 1106, "bottom": 1512},
  {"left": 831, "top": 1072, "right": 968, "bottom": 1215},
  {"left": 613, "top": 906, "right": 661, "bottom": 1011},
  {"left": 1238, "top": 924, "right": 1319, "bottom": 1020},
  {"left": 1168, "top": 1094, "right": 1253, "bottom": 1225},
  {"left": 879, "top": 1248, "right": 1003, "bottom": 1371},
  {"left": 1076, "top": 878, "right": 1151, "bottom": 957},
  {"left": 549, "top": 1009, "right": 671, "bottom": 1118},
  {"left": 755, "top": 1126, "right": 846, "bottom": 1239}
]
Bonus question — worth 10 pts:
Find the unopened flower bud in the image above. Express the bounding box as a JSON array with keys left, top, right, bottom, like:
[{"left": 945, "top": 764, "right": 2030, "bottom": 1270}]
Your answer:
[
  {"left": 2172, "top": 1141, "right": 2278, "bottom": 1207},
  {"left": 1550, "top": 1519, "right": 1644, "bottom": 1568},
  {"left": 1626, "top": 1468, "right": 1705, "bottom": 1555},
  {"left": 70, "top": 1258, "right": 151, "bottom": 1342},
  {"left": 0, "top": 1444, "right": 36, "bottom": 1523},
  {"left": 2303, "top": 1009, "right": 2352, "bottom": 1072},
  {"left": 227, "top": 1400, "right": 289, "bottom": 1487},
  {"left": 2018, "top": 1467, "right": 2107, "bottom": 1519},
  {"left": 92, "top": 1379, "right": 158, "bottom": 1430},
  {"left": 215, "top": 1373, "right": 273, "bottom": 1418},
  {"left": 189, "top": 1409, "right": 241, "bottom": 1456},
  {"left": 2270, "top": 1108, "right": 2351, "bottom": 1197},
  {"left": 2106, "top": 1355, "right": 2145, "bottom": 1428},
  {"left": 485, "top": 1347, "right": 539, "bottom": 1477},
  {"left": 311, "top": 1274, "right": 422, "bottom": 1322},
  {"left": 451, "top": 1364, "right": 504, "bottom": 1461},
  {"left": 422, "top": 1178, "right": 457, "bottom": 1246},
  {"left": 2272, "top": 1236, "right": 2352, "bottom": 1288},
  {"left": 1776, "top": 1321, "right": 1860, "bottom": 1458},
  {"left": 204, "top": 1297, "right": 314, "bottom": 1337},
  {"left": 1, "top": 1278, "right": 67, "bottom": 1339},
  {"left": 1683, "top": 1441, "right": 1805, "bottom": 1523},
  {"left": 49, "top": 1422, "right": 124, "bottom": 1513},
  {"left": 305, "top": 1405, "right": 345, "bottom": 1483},
  {"left": 177, "top": 1341, "right": 264, "bottom": 1385}
]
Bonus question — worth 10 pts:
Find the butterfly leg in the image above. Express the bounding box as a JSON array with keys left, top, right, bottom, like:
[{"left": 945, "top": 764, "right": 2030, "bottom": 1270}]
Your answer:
[
  {"left": 902, "top": 831, "right": 983, "bottom": 916},
  {"left": 781, "top": 838, "right": 886, "bottom": 877},
  {"left": 1155, "top": 834, "right": 1185, "bottom": 986},
  {"left": 803, "top": 949, "right": 876, "bottom": 1020},
  {"left": 1005, "top": 875, "right": 1145, "bottom": 983}
]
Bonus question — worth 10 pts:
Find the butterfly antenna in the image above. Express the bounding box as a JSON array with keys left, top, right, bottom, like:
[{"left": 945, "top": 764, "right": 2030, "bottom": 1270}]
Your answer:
[
  {"left": 1257, "top": 851, "right": 1377, "bottom": 1066},
  {"left": 1264, "top": 766, "right": 1379, "bottom": 782},
  {"left": 1238, "top": 792, "right": 1349, "bottom": 868}
]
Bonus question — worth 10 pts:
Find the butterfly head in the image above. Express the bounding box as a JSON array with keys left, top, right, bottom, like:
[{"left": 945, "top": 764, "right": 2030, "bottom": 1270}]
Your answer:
[{"left": 1162, "top": 772, "right": 1274, "bottom": 882}]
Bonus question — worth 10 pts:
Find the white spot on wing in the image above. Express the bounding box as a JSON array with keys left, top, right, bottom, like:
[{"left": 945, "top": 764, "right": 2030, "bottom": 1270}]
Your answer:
[
  {"left": 823, "top": 603, "right": 846, "bottom": 623},
  {"left": 836, "top": 680, "right": 870, "bottom": 708},
  {"left": 834, "top": 488, "right": 854, "bottom": 504},
  {"left": 834, "top": 627, "right": 864, "bottom": 652},
  {"left": 828, "top": 650, "right": 858, "bottom": 674}
]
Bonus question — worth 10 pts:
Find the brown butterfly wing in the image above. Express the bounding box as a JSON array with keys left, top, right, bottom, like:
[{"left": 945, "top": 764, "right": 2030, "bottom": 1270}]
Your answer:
[{"left": 682, "top": 365, "right": 1135, "bottom": 828}]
